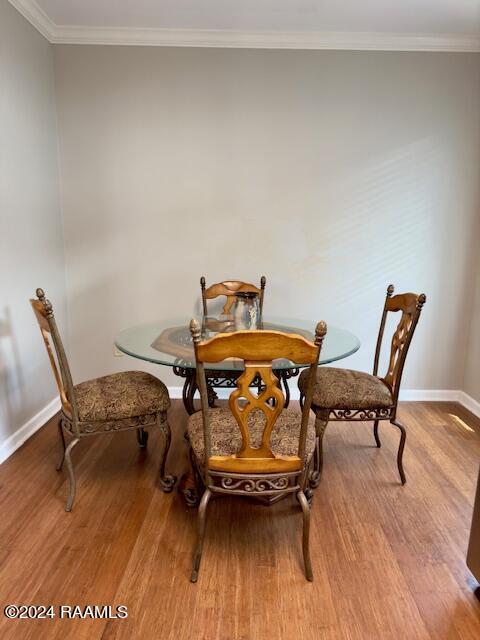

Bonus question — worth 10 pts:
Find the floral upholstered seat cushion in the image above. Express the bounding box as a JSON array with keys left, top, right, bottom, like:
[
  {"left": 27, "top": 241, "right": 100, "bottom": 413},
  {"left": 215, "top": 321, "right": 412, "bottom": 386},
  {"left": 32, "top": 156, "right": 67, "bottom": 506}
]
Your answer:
[
  {"left": 74, "top": 371, "right": 170, "bottom": 422},
  {"left": 188, "top": 407, "right": 316, "bottom": 464},
  {"left": 298, "top": 367, "right": 393, "bottom": 410}
]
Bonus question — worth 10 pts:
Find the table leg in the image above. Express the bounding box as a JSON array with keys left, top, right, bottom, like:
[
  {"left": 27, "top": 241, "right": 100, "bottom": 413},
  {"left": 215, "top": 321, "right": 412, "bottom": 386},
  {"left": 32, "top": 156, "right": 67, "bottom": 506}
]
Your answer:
[
  {"left": 278, "top": 368, "right": 300, "bottom": 408},
  {"left": 184, "top": 371, "right": 197, "bottom": 415},
  {"left": 173, "top": 366, "right": 197, "bottom": 415},
  {"left": 174, "top": 367, "right": 222, "bottom": 415},
  {"left": 206, "top": 378, "right": 218, "bottom": 408}
]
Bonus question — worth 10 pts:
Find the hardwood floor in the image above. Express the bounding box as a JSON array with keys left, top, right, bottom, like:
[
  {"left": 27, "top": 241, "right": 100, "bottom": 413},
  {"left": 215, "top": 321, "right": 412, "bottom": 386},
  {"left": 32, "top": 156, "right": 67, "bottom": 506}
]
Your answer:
[{"left": 0, "top": 401, "right": 479, "bottom": 639}]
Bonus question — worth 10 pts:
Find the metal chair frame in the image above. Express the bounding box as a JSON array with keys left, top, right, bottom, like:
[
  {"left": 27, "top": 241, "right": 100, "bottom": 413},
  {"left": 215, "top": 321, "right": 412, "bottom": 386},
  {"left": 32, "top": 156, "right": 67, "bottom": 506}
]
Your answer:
[
  {"left": 300, "top": 285, "right": 426, "bottom": 487},
  {"left": 31, "top": 288, "right": 175, "bottom": 511},
  {"left": 187, "top": 318, "right": 327, "bottom": 582}
]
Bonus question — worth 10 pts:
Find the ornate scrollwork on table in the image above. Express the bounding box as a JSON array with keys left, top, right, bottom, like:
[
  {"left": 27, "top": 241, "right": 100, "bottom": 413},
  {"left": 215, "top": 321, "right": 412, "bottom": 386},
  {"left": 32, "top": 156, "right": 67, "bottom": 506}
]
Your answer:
[
  {"left": 279, "top": 367, "right": 300, "bottom": 381},
  {"left": 278, "top": 368, "right": 299, "bottom": 406},
  {"left": 205, "top": 370, "right": 241, "bottom": 388},
  {"left": 172, "top": 365, "right": 189, "bottom": 378},
  {"left": 172, "top": 361, "right": 300, "bottom": 414},
  {"left": 329, "top": 407, "right": 393, "bottom": 421}
]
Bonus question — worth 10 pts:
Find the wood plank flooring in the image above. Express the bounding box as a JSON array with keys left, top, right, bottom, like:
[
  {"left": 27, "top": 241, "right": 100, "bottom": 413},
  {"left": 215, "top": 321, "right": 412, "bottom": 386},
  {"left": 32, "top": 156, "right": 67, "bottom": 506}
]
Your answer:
[{"left": 0, "top": 401, "right": 479, "bottom": 639}]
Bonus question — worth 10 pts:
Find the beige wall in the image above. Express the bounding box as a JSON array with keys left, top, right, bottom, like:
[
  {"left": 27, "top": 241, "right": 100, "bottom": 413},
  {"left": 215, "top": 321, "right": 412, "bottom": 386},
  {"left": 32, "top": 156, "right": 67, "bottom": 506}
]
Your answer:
[
  {"left": 0, "top": 4, "right": 478, "bottom": 462},
  {"left": 0, "top": 0, "right": 66, "bottom": 456},
  {"left": 464, "top": 257, "right": 480, "bottom": 403},
  {"left": 53, "top": 46, "right": 480, "bottom": 392}
]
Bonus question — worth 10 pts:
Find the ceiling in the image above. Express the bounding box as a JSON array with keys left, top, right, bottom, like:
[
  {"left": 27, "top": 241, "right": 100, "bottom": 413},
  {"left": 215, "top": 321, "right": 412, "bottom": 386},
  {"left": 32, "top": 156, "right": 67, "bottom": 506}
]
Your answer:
[{"left": 9, "top": 0, "right": 480, "bottom": 50}]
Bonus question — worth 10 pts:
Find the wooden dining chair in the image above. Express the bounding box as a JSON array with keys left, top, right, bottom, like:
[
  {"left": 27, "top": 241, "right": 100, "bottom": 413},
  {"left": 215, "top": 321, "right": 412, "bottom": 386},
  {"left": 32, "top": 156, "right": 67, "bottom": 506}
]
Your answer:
[
  {"left": 197, "top": 276, "right": 267, "bottom": 408},
  {"left": 31, "top": 288, "right": 176, "bottom": 511},
  {"left": 298, "top": 285, "right": 426, "bottom": 487},
  {"left": 200, "top": 276, "right": 266, "bottom": 317},
  {"left": 186, "top": 318, "right": 327, "bottom": 582}
]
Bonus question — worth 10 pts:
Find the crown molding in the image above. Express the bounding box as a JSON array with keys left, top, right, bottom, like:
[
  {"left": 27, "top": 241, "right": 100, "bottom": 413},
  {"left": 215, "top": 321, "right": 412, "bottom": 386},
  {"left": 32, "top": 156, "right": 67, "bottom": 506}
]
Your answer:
[
  {"left": 49, "top": 28, "right": 480, "bottom": 51},
  {"left": 8, "top": 0, "right": 56, "bottom": 40},
  {"left": 8, "top": 0, "right": 480, "bottom": 52}
]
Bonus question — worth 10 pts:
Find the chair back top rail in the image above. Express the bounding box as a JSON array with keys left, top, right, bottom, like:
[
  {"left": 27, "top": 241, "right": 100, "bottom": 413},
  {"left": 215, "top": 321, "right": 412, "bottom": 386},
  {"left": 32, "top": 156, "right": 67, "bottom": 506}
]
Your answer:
[
  {"left": 200, "top": 276, "right": 266, "bottom": 316},
  {"left": 196, "top": 329, "right": 318, "bottom": 364},
  {"left": 190, "top": 318, "right": 326, "bottom": 477},
  {"left": 373, "top": 284, "right": 426, "bottom": 403}
]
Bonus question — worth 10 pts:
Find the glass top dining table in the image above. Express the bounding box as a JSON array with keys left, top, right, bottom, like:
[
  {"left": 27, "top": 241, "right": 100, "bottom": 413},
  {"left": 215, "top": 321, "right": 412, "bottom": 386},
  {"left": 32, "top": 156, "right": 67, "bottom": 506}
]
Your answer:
[
  {"left": 115, "top": 317, "right": 360, "bottom": 414},
  {"left": 115, "top": 316, "right": 360, "bottom": 371}
]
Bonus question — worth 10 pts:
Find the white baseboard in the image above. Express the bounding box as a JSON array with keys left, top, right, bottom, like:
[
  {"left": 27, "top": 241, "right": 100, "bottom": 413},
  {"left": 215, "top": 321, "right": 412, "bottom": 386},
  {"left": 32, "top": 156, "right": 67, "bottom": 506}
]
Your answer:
[
  {"left": 169, "top": 386, "right": 480, "bottom": 417},
  {"left": 167, "top": 386, "right": 186, "bottom": 400},
  {"left": 0, "top": 397, "right": 60, "bottom": 464},
  {"left": 170, "top": 386, "right": 459, "bottom": 401},
  {"left": 398, "top": 389, "right": 480, "bottom": 418},
  {"left": 1, "top": 387, "right": 479, "bottom": 466},
  {"left": 457, "top": 391, "right": 480, "bottom": 419},
  {"left": 398, "top": 389, "right": 460, "bottom": 402}
]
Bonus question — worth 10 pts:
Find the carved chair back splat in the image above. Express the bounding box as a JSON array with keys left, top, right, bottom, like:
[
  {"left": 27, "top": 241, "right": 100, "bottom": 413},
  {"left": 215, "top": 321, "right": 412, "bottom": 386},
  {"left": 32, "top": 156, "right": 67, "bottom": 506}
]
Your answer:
[
  {"left": 373, "top": 285, "right": 426, "bottom": 405},
  {"left": 200, "top": 276, "right": 266, "bottom": 316},
  {"left": 190, "top": 320, "right": 326, "bottom": 480}
]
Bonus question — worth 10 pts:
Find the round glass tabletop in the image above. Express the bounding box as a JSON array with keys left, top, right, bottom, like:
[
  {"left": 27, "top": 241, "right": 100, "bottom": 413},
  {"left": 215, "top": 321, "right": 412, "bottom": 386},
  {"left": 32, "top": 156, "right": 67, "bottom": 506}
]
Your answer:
[{"left": 115, "top": 316, "right": 360, "bottom": 372}]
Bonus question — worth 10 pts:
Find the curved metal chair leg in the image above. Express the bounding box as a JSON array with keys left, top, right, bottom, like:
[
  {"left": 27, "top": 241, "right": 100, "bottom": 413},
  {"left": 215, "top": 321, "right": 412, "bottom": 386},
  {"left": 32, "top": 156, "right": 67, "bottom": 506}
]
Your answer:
[
  {"left": 297, "top": 490, "right": 313, "bottom": 581},
  {"left": 373, "top": 420, "right": 381, "bottom": 448},
  {"left": 64, "top": 437, "right": 79, "bottom": 512},
  {"left": 191, "top": 488, "right": 212, "bottom": 582},
  {"left": 56, "top": 420, "right": 66, "bottom": 471},
  {"left": 136, "top": 427, "right": 148, "bottom": 448},
  {"left": 390, "top": 418, "right": 406, "bottom": 485},
  {"left": 159, "top": 417, "right": 176, "bottom": 492}
]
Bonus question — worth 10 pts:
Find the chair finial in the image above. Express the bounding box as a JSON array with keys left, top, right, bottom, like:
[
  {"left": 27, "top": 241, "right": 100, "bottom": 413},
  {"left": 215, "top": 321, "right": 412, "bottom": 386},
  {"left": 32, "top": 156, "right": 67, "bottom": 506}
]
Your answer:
[
  {"left": 190, "top": 318, "right": 202, "bottom": 344},
  {"left": 314, "top": 320, "right": 327, "bottom": 346},
  {"left": 200, "top": 276, "right": 206, "bottom": 290},
  {"left": 387, "top": 284, "right": 394, "bottom": 297},
  {"left": 417, "top": 293, "right": 427, "bottom": 310},
  {"left": 260, "top": 276, "right": 266, "bottom": 289},
  {"left": 36, "top": 287, "right": 53, "bottom": 317}
]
